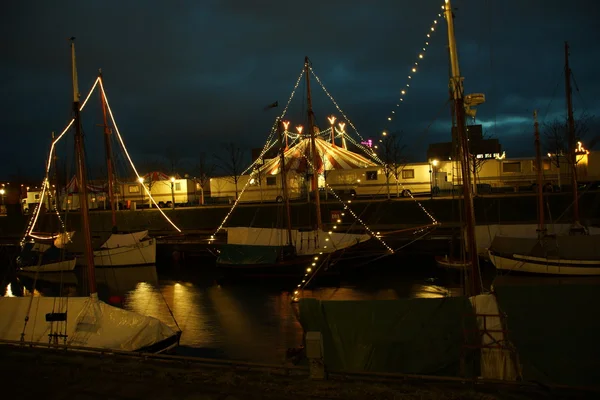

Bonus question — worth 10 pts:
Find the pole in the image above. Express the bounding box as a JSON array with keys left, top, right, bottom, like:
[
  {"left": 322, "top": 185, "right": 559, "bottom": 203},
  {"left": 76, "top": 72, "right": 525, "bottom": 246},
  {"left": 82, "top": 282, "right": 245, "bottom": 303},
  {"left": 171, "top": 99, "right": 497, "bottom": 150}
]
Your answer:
[
  {"left": 71, "top": 39, "right": 97, "bottom": 295},
  {"left": 564, "top": 41, "right": 581, "bottom": 230},
  {"left": 305, "top": 56, "right": 322, "bottom": 230},
  {"left": 534, "top": 110, "right": 546, "bottom": 237},
  {"left": 170, "top": 178, "right": 176, "bottom": 210},
  {"left": 99, "top": 70, "right": 117, "bottom": 231},
  {"left": 444, "top": 0, "right": 481, "bottom": 296},
  {"left": 51, "top": 131, "right": 62, "bottom": 212},
  {"left": 278, "top": 119, "right": 293, "bottom": 246}
]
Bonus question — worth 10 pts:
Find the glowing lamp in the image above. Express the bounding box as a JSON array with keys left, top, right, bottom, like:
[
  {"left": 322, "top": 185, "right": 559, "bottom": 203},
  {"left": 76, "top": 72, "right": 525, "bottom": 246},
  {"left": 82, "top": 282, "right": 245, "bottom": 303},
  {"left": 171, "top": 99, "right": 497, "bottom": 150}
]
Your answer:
[
  {"left": 138, "top": 177, "right": 144, "bottom": 183},
  {"left": 296, "top": 125, "right": 303, "bottom": 135},
  {"left": 282, "top": 120, "right": 290, "bottom": 131},
  {"left": 170, "top": 177, "right": 175, "bottom": 183},
  {"left": 327, "top": 115, "right": 336, "bottom": 125}
]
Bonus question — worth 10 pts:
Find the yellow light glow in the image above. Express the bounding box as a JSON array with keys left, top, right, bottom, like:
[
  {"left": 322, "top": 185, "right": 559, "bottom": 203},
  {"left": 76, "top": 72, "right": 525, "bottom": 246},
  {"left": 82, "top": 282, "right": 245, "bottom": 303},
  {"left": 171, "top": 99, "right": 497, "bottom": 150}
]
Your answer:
[
  {"left": 306, "top": 268, "right": 312, "bottom": 272},
  {"left": 138, "top": 177, "right": 144, "bottom": 183},
  {"left": 432, "top": 159, "right": 439, "bottom": 166},
  {"left": 296, "top": 125, "right": 303, "bottom": 135},
  {"left": 327, "top": 115, "right": 336, "bottom": 125},
  {"left": 282, "top": 120, "right": 290, "bottom": 130},
  {"left": 412, "top": 68, "right": 417, "bottom": 72}
]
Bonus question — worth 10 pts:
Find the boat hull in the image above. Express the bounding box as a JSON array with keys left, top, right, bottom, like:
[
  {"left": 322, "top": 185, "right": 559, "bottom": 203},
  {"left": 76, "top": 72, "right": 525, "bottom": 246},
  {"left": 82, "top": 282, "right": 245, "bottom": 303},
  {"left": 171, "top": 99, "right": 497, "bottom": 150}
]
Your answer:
[
  {"left": 489, "top": 250, "right": 600, "bottom": 275},
  {"left": 20, "top": 258, "right": 77, "bottom": 273},
  {"left": 77, "top": 239, "right": 156, "bottom": 267},
  {"left": 434, "top": 255, "right": 470, "bottom": 270}
]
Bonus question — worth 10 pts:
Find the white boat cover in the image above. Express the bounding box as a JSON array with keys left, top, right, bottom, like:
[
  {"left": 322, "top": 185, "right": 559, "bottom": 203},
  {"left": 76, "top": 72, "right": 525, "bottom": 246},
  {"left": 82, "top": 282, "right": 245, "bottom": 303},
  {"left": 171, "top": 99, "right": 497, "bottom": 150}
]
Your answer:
[
  {"left": 472, "top": 224, "right": 600, "bottom": 257},
  {"left": 101, "top": 231, "right": 149, "bottom": 249},
  {"left": 0, "top": 296, "right": 175, "bottom": 352},
  {"left": 225, "top": 227, "right": 370, "bottom": 255}
]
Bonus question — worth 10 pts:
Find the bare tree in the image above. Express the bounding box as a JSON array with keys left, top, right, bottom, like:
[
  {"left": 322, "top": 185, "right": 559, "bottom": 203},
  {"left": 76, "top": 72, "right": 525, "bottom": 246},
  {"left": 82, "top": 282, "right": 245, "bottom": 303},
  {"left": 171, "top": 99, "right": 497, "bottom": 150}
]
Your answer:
[
  {"left": 379, "top": 132, "right": 407, "bottom": 199},
  {"left": 214, "top": 142, "right": 247, "bottom": 200},
  {"left": 195, "top": 152, "right": 215, "bottom": 205},
  {"left": 164, "top": 147, "right": 181, "bottom": 176}
]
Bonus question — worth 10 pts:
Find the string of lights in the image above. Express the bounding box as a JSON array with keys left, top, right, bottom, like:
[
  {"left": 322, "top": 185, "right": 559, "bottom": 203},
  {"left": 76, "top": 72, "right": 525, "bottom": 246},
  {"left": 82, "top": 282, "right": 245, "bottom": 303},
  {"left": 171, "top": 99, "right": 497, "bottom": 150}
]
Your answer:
[
  {"left": 242, "top": 68, "right": 305, "bottom": 176},
  {"left": 309, "top": 67, "right": 384, "bottom": 166},
  {"left": 383, "top": 6, "right": 443, "bottom": 126},
  {"left": 98, "top": 78, "right": 182, "bottom": 233},
  {"left": 210, "top": 170, "right": 258, "bottom": 239},
  {"left": 23, "top": 77, "right": 101, "bottom": 242}
]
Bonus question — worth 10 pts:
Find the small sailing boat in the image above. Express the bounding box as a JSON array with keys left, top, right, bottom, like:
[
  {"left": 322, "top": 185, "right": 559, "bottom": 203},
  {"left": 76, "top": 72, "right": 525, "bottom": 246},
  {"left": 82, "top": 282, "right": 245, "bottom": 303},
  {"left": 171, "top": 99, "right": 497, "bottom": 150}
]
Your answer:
[
  {"left": 17, "top": 232, "right": 77, "bottom": 273},
  {"left": 1, "top": 39, "right": 180, "bottom": 353},
  {"left": 216, "top": 58, "right": 371, "bottom": 277},
  {"left": 489, "top": 44, "right": 600, "bottom": 276}
]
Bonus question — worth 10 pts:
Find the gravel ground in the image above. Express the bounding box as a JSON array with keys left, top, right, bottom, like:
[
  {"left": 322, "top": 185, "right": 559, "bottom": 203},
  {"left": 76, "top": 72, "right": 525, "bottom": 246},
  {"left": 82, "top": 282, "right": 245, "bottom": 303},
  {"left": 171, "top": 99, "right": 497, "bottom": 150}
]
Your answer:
[{"left": 0, "top": 345, "right": 593, "bottom": 400}]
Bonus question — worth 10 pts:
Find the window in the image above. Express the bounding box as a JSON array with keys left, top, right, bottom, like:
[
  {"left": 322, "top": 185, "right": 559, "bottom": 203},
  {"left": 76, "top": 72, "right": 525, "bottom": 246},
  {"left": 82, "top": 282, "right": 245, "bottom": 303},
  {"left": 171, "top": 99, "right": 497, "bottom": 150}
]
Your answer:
[
  {"left": 128, "top": 185, "right": 140, "bottom": 193},
  {"left": 402, "top": 169, "right": 415, "bottom": 179},
  {"left": 502, "top": 162, "right": 521, "bottom": 173},
  {"left": 543, "top": 160, "right": 551, "bottom": 171},
  {"left": 34, "top": 194, "right": 40, "bottom": 200},
  {"left": 175, "top": 183, "right": 181, "bottom": 191},
  {"left": 366, "top": 171, "right": 378, "bottom": 180},
  {"left": 266, "top": 176, "right": 277, "bottom": 186}
]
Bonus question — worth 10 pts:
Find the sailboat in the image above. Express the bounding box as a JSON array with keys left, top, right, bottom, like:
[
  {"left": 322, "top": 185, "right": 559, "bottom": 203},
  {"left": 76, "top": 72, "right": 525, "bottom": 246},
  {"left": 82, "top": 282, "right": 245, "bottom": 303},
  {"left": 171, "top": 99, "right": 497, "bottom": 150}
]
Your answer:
[
  {"left": 488, "top": 42, "right": 600, "bottom": 276},
  {"left": 216, "top": 58, "right": 372, "bottom": 277},
  {"left": 1, "top": 39, "right": 180, "bottom": 353}
]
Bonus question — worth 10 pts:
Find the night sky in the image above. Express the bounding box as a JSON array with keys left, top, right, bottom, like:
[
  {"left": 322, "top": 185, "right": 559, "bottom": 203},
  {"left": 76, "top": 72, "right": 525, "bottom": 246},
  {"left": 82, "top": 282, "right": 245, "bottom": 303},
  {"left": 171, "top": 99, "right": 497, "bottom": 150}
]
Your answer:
[{"left": 2, "top": 0, "right": 599, "bottom": 180}]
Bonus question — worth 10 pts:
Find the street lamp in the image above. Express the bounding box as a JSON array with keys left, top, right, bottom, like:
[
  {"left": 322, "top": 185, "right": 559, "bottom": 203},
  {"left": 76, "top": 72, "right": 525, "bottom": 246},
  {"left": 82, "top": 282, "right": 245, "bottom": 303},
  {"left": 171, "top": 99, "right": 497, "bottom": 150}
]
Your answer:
[
  {"left": 431, "top": 159, "right": 439, "bottom": 198},
  {"left": 0, "top": 188, "right": 5, "bottom": 210},
  {"left": 327, "top": 116, "right": 336, "bottom": 146},
  {"left": 170, "top": 176, "right": 176, "bottom": 210},
  {"left": 138, "top": 177, "right": 144, "bottom": 209}
]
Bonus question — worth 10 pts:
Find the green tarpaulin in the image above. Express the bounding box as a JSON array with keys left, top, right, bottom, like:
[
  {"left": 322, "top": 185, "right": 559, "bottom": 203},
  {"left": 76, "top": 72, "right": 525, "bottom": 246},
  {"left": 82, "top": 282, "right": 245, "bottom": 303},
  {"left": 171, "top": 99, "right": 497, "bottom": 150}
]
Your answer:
[
  {"left": 298, "top": 297, "right": 479, "bottom": 377},
  {"left": 493, "top": 277, "right": 600, "bottom": 388},
  {"left": 217, "top": 244, "right": 281, "bottom": 265}
]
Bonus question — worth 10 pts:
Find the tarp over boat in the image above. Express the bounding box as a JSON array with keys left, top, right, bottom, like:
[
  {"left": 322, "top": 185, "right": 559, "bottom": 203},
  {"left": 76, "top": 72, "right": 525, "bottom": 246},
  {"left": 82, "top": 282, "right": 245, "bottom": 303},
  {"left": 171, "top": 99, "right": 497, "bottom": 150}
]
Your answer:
[
  {"left": 489, "top": 234, "right": 600, "bottom": 261},
  {"left": 0, "top": 296, "right": 176, "bottom": 352},
  {"left": 297, "top": 297, "right": 479, "bottom": 377},
  {"left": 225, "top": 227, "right": 370, "bottom": 256},
  {"left": 493, "top": 276, "right": 600, "bottom": 388},
  {"left": 101, "top": 230, "right": 149, "bottom": 249}
]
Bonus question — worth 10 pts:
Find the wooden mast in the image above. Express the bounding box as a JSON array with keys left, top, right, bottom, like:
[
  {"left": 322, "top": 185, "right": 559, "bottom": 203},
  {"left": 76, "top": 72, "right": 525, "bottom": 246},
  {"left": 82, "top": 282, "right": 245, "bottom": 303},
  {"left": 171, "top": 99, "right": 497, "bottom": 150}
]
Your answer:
[
  {"left": 564, "top": 42, "right": 583, "bottom": 232},
  {"left": 278, "top": 119, "right": 293, "bottom": 246},
  {"left": 304, "top": 56, "right": 322, "bottom": 230},
  {"left": 51, "top": 131, "right": 61, "bottom": 212},
  {"left": 70, "top": 38, "right": 97, "bottom": 295},
  {"left": 533, "top": 110, "right": 546, "bottom": 237},
  {"left": 443, "top": 0, "right": 481, "bottom": 296},
  {"left": 99, "top": 70, "right": 117, "bottom": 231}
]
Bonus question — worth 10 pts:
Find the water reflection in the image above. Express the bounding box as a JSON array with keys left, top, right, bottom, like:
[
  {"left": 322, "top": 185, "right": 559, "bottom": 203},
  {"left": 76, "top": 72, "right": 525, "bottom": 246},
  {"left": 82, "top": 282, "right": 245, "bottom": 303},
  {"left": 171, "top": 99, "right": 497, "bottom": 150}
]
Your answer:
[{"left": 1, "top": 256, "right": 493, "bottom": 364}]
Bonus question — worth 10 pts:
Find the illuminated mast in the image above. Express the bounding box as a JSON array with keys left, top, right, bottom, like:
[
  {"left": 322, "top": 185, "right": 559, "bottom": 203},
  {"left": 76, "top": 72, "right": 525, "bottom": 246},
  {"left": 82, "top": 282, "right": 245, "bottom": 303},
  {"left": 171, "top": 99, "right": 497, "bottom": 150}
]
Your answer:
[
  {"left": 99, "top": 70, "right": 118, "bottom": 231},
  {"left": 305, "top": 56, "right": 322, "bottom": 231},
  {"left": 71, "top": 38, "right": 97, "bottom": 295},
  {"left": 443, "top": 0, "right": 481, "bottom": 296}
]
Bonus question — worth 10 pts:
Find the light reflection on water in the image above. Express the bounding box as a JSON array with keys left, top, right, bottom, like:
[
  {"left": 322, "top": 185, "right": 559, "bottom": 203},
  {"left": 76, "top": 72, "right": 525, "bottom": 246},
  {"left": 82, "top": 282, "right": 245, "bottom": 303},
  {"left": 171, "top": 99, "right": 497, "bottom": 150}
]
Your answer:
[{"left": 1, "top": 259, "right": 475, "bottom": 363}]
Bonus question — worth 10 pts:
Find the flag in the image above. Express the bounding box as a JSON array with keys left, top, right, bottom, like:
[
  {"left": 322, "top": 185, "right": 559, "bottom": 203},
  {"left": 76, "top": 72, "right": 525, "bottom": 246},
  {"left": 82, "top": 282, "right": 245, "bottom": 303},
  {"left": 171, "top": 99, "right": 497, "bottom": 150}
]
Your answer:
[{"left": 263, "top": 101, "right": 278, "bottom": 111}]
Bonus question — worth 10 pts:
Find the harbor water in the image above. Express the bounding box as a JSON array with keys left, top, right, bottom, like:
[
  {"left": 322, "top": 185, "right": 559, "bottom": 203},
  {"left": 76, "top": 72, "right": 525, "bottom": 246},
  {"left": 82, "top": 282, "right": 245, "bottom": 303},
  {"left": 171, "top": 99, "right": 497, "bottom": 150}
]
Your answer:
[{"left": 0, "top": 253, "right": 495, "bottom": 364}]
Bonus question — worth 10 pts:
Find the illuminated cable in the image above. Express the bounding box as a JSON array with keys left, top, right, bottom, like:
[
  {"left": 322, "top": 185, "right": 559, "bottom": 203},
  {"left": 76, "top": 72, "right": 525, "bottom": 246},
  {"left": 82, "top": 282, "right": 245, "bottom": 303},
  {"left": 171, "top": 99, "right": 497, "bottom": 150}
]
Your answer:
[{"left": 98, "top": 78, "right": 182, "bottom": 233}]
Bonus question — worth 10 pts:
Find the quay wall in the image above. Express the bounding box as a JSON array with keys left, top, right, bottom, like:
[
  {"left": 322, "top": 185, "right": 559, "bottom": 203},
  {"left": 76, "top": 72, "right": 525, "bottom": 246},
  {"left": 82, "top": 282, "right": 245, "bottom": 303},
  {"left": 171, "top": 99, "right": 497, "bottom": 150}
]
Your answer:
[{"left": 1, "top": 192, "right": 599, "bottom": 239}]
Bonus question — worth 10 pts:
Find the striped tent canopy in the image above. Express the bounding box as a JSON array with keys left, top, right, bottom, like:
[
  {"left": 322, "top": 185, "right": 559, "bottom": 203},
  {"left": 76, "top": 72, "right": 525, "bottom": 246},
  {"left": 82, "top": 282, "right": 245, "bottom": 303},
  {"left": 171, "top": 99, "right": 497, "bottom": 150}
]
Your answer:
[
  {"left": 142, "top": 171, "right": 181, "bottom": 182},
  {"left": 261, "top": 137, "right": 377, "bottom": 175},
  {"left": 65, "top": 176, "right": 105, "bottom": 193}
]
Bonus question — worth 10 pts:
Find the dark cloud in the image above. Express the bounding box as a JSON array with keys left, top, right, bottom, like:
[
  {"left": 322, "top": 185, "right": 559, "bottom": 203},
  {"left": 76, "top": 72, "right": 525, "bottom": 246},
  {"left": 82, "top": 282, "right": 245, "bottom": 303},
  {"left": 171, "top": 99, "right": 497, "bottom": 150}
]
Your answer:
[{"left": 1, "top": 0, "right": 599, "bottom": 179}]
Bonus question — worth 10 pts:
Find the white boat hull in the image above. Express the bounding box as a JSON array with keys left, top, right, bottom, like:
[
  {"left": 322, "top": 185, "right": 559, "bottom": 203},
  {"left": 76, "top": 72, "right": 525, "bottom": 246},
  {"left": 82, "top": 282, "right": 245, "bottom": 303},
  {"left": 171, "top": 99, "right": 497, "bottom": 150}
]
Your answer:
[
  {"left": 489, "top": 251, "right": 600, "bottom": 276},
  {"left": 434, "top": 256, "right": 470, "bottom": 270},
  {"left": 20, "top": 258, "right": 77, "bottom": 273},
  {"left": 77, "top": 239, "right": 156, "bottom": 267}
]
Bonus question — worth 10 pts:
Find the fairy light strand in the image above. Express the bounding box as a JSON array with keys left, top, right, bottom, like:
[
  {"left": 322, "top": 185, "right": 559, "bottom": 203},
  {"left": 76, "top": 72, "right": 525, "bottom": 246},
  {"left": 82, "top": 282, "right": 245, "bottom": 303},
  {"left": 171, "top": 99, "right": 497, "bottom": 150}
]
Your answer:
[
  {"left": 242, "top": 68, "right": 305, "bottom": 176},
  {"left": 309, "top": 67, "right": 384, "bottom": 166},
  {"left": 383, "top": 7, "right": 443, "bottom": 126},
  {"left": 98, "top": 78, "right": 182, "bottom": 233},
  {"left": 23, "top": 77, "right": 101, "bottom": 242}
]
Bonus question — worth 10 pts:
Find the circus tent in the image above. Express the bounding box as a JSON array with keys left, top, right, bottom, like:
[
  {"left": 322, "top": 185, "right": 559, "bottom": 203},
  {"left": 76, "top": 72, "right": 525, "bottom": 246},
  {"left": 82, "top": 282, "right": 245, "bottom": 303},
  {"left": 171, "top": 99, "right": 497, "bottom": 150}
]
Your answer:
[
  {"left": 260, "top": 137, "right": 377, "bottom": 175},
  {"left": 142, "top": 171, "right": 181, "bottom": 182},
  {"left": 64, "top": 176, "right": 105, "bottom": 193}
]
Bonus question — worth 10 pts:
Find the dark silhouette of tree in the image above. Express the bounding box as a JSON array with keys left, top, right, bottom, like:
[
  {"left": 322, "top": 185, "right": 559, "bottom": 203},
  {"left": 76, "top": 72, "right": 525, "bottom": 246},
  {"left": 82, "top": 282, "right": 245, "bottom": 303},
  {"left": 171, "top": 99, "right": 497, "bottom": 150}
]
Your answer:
[
  {"left": 379, "top": 131, "right": 407, "bottom": 198},
  {"left": 195, "top": 153, "right": 215, "bottom": 205},
  {"left": 214, "top": 143, "right": 247, "bottom": 200}
]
